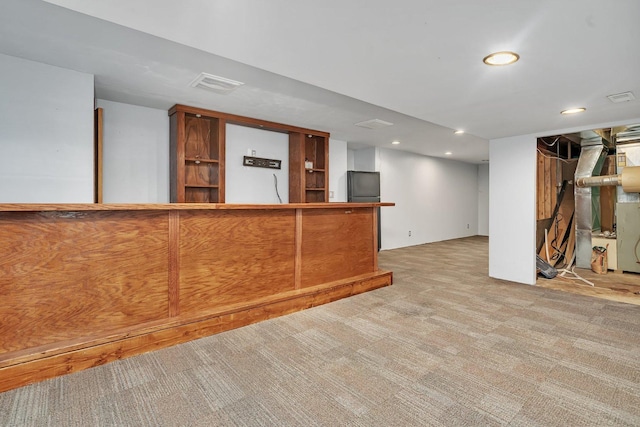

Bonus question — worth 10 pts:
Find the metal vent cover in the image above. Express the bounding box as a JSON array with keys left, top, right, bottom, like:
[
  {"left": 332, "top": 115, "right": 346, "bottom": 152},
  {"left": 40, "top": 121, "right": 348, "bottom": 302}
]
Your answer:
[
  {"left": 354, "top": 119, "right": 394, "bottom": 130},
  {"left": 606, "top": 91, "right": 635, "bottom": 103},
  {"left": 189, "top": 72, "right": 244, "bottom": 94}
]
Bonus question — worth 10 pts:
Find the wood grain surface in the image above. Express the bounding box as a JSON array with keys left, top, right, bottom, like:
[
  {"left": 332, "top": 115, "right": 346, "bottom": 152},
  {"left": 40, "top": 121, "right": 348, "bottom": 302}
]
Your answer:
[
  {"left": 168, "top": 211, "right": 180, "bottom": 317},
  {"left": 169, "top": 110, "right": 184, "bottom": 202},
  {"left": 288, "top": 132, "right": 305, "bottom": 203},
  {"left": 185, "top": 162, "right": 219, "bottom": 187},
  {"left": 536, "top": 151, "right": 558, "bottom": 220},
  {"left": 0, "top": 211, "right": 170, "bottom": 354},
  {"left": 300, "top": 207, "right": 375, "bottom": 287},
  {"left": 0, "top": 270, "right": 391, "bottom": 392},
  {"left": 0, "top": 204, "right": 392, "bottom": 392},
  {"left": 169, "top": 104, "right": 330, "bottom": 139},
  {"left": 184, "top": 114, "right": 217, "bottom": 160},
  {"left": 94, "top": 107, "right": 103, "bottom": 203},
  {"left": 0, "top": 202, "right": 394, "bottom": 212},
  {"left": 178, "top": 210, "right": 296, "bottom": 313},
  {"left": 182, "top": 114, "right": 221, "bottom": 202},
  {"left": 294, "top": 209, "right": 303, "bottom": 289}
]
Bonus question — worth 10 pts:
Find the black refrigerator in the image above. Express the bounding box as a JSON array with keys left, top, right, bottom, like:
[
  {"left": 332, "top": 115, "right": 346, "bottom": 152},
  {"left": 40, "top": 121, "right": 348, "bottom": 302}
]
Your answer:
[{"left": 347, "top": 171, "right": 381, "bottom": 250}]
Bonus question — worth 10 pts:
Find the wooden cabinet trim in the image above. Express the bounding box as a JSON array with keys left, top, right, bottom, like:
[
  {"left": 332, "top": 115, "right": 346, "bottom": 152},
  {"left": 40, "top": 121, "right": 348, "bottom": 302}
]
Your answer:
[
  {"left": 0, "top": 202, "right": 394, "bottom": 212},
  {"left": 169, "top": 104, "right": 330, "bottom": 138},
  {"left": 168, "top": 211, "right": 180, "bottom": 317}
]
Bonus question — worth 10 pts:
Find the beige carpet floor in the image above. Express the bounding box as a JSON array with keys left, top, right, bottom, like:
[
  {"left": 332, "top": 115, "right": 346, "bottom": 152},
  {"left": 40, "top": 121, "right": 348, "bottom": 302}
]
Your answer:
[{"left": 1, "top": 236, "right": 639, "bottom": 426}]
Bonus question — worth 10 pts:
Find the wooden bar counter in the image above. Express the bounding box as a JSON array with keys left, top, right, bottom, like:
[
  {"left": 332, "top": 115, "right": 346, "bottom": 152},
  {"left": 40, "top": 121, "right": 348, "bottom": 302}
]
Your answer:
[{"left": 0, "top": 202, "right": 393, "bottom": 392}]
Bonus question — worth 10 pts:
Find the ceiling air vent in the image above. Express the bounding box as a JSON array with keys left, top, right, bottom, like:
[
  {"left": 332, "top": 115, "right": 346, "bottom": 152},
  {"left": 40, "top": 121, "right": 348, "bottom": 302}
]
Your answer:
[
  {"left": 189, "top": 72, "right": 244, "bottom": 94},
  {"left": 606, "top": 91, "right": 635, "bottom": 103},
  {"left": 354, "top": 119, "right": 394, "bottom": 130}
]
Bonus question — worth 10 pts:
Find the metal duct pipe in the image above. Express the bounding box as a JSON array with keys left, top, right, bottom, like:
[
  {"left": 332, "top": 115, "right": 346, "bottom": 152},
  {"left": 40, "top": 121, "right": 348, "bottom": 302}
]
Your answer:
[
  {"left": 621, "top": 166, "right": 640, "bottom": 192},
  {"left": 576, "top": 174, "right": 622, "bottom": 188},
  {"left": 575, "top": 166, "right": 640, "bottom": 192},
  {"left": 574, "top": 143, "right": 608, "bottom": 269}
]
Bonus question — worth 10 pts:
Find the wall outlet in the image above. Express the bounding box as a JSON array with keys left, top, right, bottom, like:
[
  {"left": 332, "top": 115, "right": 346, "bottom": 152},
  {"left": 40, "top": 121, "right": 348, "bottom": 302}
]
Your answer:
[
  {"left": 408, "top": 230, "right": 411, "bottom": 237},
  {"left": 467, "top": 224, "right": 470, "bottom": 229},
  {"left": 329, "top": 191, "right": 334, "bottom": 199}
]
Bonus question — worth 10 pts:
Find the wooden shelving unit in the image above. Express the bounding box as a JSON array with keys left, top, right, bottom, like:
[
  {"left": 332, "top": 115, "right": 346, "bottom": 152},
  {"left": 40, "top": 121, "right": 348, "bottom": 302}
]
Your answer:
[
  {"left": 170, "top": 104, "right": 330, "bottom": 204},
  {"left": 289, "top": 132, "right": 329, "bottom": 203},
  {"left": 170, "top": 106, "right": 225, "bottom": 203}
]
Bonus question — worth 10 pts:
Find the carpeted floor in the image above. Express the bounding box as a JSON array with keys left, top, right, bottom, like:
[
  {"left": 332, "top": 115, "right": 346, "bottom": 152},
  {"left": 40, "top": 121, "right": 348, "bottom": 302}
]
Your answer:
[{"left": 2, "top": 236, "right": 639, "bottom": 426}]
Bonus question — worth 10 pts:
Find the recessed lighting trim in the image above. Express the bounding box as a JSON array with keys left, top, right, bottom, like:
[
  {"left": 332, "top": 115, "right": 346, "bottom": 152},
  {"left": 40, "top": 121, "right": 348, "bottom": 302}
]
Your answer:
[
  {"left": 454, "top": 130, "right": 464, "bottom": 135},
  {"left": 483, "top": 51, "right": 520, "bottom": 66},
  {"left": 561, "top": 107, "right": 586, "bottom": 115},
  {"left": 445, "top": 151, "right": 453, "bottom": 156},
  {"left": 391, "top": 140, "right": 400, "bottom": 145}
]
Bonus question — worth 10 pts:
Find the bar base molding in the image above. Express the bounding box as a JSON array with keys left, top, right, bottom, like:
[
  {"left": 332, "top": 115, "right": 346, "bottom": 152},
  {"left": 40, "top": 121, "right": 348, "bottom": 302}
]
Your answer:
[{"left": 0, "top": 270, "right": 391, "bottom": 393}]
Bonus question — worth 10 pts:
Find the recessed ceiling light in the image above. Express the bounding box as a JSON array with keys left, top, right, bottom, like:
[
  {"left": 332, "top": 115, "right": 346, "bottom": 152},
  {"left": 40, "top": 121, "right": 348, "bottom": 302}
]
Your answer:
[
  {"left": 445, "top": 151, "right": 453, "bottom": 156},
  {"left": 391, "top": 140, "right": 400, "bottom": 145},
  {"left": 454, "top": 130, "right": 464, "bottom": 135},
  {"left": 483, "top": 51, "right": 520, "bottom": 66},
  {"left": 561, "top": 107, "right": 586, "bottom": 115}
]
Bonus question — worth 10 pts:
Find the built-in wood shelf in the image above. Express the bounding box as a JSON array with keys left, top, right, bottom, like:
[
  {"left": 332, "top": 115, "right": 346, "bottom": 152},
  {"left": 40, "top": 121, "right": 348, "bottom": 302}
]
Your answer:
[
  {"left": 185, "top": 157, "right": 219, "bottom": 164},
  {"left": 290, "top": 132, "right": 329, "bottom": 203},
  {"left": 170, "top": 104, "right": 330, "bottom": 204}
]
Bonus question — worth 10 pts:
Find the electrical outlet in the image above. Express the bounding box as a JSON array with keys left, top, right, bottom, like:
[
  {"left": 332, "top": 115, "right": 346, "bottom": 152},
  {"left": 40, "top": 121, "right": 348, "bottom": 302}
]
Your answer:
[
  {"left": 329, "top": 191, "right": 334, "bottom": 199},
  {"left": 467, "top": 224, "right": 470, "bottom": 229},
  {"left": 251, "top": 149, "right": 257, "bottom": 156},
  {"left": 408, "top": 231, "right": 411, "bottom": 237}
]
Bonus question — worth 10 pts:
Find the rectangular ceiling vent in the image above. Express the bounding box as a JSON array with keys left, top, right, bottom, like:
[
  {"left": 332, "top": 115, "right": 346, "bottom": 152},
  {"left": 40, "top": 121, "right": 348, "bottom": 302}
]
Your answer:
[
  {"left": 606, "top": 91, "right": 635, "bottom": 103},
  {"left": 354, "top": 118, "right": 394, "bottom": 130},
  {"left": 189, "top": 72, "right": 244, "bottom": 94}
]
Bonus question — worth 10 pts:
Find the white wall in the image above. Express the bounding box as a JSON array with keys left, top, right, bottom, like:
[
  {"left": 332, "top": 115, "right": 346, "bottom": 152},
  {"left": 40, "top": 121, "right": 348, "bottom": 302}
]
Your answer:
[
  {"left": 347, "top": 148, "right": 356, "bottom": 171},
  {"left": 353, "top": 147, "right": 379, "bottom": 172},
  {"left": 329, "top": 138, "right": 348, "bottom": 202},
  {"left": 0, "top": 54, "right": 94, "bottom": 202},
  {"left": 225, "top": 124, "right": 289, "bottom": 204},
  {"left": 489, "top": 135, "right": 537, "bottom": 285},
  {"left": 97, "top": 100, "right": 169, "bottom": 203},
  {"left": 377, "top": 148, "right": 479, "bottom": 250},
  {"left": 478, "top": 163, "right": 489, "bottom": 236}
]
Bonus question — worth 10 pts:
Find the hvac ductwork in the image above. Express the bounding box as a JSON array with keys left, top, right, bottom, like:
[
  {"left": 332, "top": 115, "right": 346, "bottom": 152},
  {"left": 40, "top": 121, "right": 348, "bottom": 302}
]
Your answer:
[
  {"left": 570, "top": 126, "right": 640, "bottom": 273},
  {"left": 575, "top": 166, "right": 640, "bottom": 192},
  {"left": 574, "top": 138, "right": 608, "bottom": 269}
]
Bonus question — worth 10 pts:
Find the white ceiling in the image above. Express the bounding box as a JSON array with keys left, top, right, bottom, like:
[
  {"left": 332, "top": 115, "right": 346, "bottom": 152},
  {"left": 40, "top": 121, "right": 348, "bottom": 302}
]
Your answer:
[{"left": 3, "top": 0, "right": 640, "bottom": 163}]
